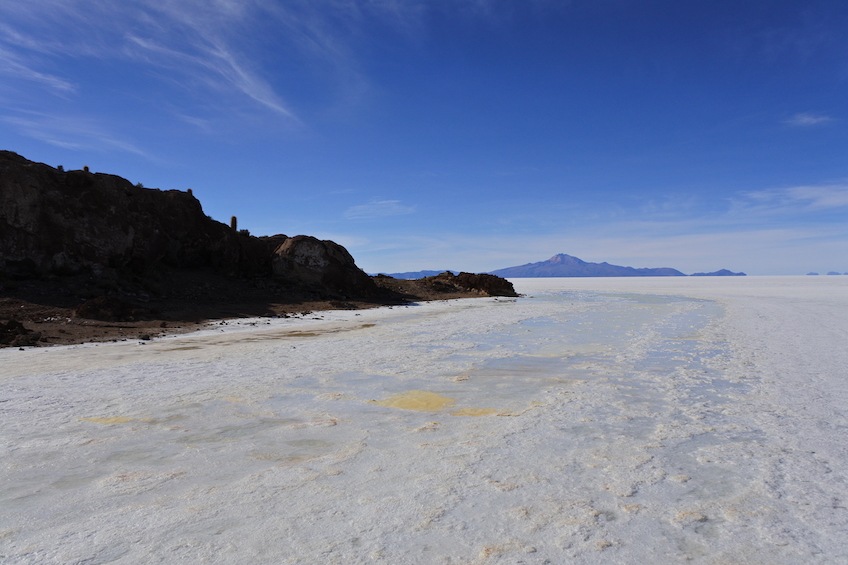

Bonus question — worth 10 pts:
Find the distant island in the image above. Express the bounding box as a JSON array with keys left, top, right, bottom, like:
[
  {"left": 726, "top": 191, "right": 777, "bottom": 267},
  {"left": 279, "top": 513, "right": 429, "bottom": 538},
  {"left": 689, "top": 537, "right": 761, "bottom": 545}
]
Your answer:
[
  {"left": 488, "top": 254, "right": 745, "bottom": 278},
  {"left": 691, "top": 269, "right": 747, "bottom": 277},
  {"left": 379, "top": 270, "right": 459, "bottom": 279}
]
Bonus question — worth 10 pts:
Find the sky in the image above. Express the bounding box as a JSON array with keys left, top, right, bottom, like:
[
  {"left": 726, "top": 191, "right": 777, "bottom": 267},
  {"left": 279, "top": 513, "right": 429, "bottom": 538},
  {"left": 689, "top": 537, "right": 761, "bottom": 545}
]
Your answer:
[{"left": 1, "top": 0, "right": 847, "bottom": 276}]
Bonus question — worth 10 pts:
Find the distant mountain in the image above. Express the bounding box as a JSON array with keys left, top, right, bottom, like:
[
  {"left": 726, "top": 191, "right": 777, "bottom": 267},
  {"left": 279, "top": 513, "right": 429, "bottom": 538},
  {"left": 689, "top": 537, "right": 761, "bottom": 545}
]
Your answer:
[
  {"left": 691, "top": 269, "right": 746, "bottom": 276},
  {"left": 490, "top": 254, "right": 686, "bottom": 278},
  {"left": 377, "top": 270, "right": 459, "bottom": 279}
]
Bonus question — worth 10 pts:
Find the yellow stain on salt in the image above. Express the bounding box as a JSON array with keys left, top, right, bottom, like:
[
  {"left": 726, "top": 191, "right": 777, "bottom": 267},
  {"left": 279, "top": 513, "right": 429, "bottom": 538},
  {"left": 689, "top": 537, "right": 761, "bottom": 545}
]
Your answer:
[
  {"left": 450, "top": 407, "right": 497, "bottom": 417},
  {"left": 79, "top": 417, "right": 133, "bottom": 424},
  {"left": 370, "top": 391, "right": 497, "bottom": 416},
  {"left": 370, "top": 390, "right": 455, "bottom": 412}
]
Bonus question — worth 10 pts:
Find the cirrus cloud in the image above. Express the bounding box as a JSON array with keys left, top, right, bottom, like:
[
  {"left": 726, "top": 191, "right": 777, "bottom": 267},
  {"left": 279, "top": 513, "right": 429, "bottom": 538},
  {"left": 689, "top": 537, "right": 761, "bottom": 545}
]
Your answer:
[
  {"left": 344, "top": 200, "right": 415, "bottom": 220},
  {"left": 784, "top": 112, "right": 834, "bottom": 126},
  {"left": 737, "top": 183, "right": 848, "bottom": 214}
]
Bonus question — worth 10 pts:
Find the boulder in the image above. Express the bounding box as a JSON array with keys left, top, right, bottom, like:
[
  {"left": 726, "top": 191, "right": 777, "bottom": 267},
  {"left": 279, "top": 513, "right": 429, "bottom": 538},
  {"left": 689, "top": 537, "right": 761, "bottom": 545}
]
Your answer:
[
  {"left": 0, "top": 319, "right": 40, "bottom": 346},
  {"left": 272, "top": 235, "right": 378, "bottom": 298}
]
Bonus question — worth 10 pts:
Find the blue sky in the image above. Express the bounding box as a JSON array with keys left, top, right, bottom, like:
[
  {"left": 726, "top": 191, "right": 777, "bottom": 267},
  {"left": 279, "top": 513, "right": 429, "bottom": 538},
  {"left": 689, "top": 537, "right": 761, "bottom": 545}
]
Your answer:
[{"left": 1, "top": 0, "right": 847, "bottom": 275}]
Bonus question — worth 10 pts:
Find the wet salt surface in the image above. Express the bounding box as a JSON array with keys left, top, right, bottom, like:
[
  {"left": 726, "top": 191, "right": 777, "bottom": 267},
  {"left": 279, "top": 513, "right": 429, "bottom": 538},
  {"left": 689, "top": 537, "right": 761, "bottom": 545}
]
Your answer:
[{"left": 2, "top": 276, "right": 847, "bottom": 564}]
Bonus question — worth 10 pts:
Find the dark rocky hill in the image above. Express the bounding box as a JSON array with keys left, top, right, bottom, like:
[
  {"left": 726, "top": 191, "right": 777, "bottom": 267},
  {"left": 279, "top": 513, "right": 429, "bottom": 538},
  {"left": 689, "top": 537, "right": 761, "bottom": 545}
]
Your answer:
[
  {"left": 0, "top": 150, "right": 377, "bottom": 299},
  {"left": 490, "top": 253, "right": 686, "bottom": 278},
  {"left": 373, "top": 271, "right": 517, "bottom": 300},
  {"left": 0, "top": 151, "right": 516, "bottom": 346}
]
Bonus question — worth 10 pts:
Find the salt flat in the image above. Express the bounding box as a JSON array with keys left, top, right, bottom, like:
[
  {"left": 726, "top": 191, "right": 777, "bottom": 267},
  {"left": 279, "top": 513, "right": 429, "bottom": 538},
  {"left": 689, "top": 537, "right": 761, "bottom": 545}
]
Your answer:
[{"left": 2, "top": 276, "right": 847, "bottom": 564}]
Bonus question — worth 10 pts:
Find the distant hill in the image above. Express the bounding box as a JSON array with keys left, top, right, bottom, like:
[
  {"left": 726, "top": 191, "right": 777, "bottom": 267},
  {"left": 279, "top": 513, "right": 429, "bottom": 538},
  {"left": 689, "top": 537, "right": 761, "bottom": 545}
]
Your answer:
[
  {"left": 691, "top": 269, "right": 746, "bottom": 276},
  {"left": 489, "top": 254, "right": 685, "bottom": 277},
  {"left": 378, "top": 270, "right": 459, "bottom": 279},
  {"left": 490, "top": 254, "right": 747, "bottom": 277}
]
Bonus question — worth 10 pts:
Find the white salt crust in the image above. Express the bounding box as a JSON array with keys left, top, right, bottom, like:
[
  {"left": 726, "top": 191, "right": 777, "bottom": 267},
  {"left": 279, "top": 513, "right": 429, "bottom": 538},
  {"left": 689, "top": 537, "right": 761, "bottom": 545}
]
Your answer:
[{"left": 1, "top": 275, "right": 847, "bottom": 564}]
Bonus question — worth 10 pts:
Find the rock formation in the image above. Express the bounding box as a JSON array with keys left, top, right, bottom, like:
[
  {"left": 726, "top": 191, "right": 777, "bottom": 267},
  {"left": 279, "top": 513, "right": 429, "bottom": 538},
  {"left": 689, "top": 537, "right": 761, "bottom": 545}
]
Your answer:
[
  {"left": 373, "top": 271, "right": 518, "bottom": 298},
  {"left": 0, "top": 150, "right": 377, "bottom": 299},
  {"left": 445, "top": 272, "right": 518, "bottom": 296},
  {"left": 0, "top": 150, "right": 270, "bottom": 278},
  {"left": 272, "top": 236, "right": 377, "bottom": 298}
]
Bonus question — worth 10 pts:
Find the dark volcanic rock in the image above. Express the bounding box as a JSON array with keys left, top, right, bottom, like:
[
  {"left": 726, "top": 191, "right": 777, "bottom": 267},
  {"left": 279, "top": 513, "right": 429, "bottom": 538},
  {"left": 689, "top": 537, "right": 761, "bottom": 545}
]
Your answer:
[
  {"left": 371, "top": 271, "right": 518, "bottom": 301},
  {"left": 272, "top": 236, "right": 378, "bottom": 298},
  {"left": 426, "top": 271, "right": 518, "bottom": 297},
  {"left": 0, "top": 151, "right": 375, "bottom": 300},
  {"left": 0, "top": 150, "right": 275, "bottom": 278},
  {"left": 451, "top": 272, "right": 518, "bottom": 296},
  {"left": 490, "top": 254, "right": 686, "bottom": 278},
  {"left": 0, "top": 319, "right": 40, "bottom": 346}
]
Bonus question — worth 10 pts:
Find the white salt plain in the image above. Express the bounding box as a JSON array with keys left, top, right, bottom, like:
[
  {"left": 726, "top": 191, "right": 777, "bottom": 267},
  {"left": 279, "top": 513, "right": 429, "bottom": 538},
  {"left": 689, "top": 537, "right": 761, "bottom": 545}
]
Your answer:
[{"left": 2, "top": 276, "right": 847, "bottom": 564}]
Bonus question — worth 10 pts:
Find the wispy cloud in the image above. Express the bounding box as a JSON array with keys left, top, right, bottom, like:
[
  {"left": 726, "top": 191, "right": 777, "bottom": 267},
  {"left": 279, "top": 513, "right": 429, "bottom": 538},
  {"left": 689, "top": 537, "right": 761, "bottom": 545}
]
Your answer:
[
  {"left": 344, "top": 200, "right": 415, "bottom": 219},
  {"left": 0, "top": 0, "right": 299, "bottom": 120},
  {"left": 0, "top": 44, "right": 75, "bottom": 93},
  {"left": 784, "top": 112, "right": 834, "bottom": 126},
  {"left": 123, "top": 32, "right": 296, "bottom": 119},
  {"left": 735, "top": 183, "right": 848, "bottom": 215},
  {"left": 0, "top": 0, "right": 539, "bottom": 128},
  {"left": 1, "top": 111, "right": 151, "bottom": 157}
]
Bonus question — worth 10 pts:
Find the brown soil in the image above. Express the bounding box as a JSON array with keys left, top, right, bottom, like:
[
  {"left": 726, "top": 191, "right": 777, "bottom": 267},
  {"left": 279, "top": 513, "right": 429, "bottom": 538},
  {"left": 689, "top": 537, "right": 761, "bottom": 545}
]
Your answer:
[{"left": 0, "top": 273, "right": 498, "bottom": 348}]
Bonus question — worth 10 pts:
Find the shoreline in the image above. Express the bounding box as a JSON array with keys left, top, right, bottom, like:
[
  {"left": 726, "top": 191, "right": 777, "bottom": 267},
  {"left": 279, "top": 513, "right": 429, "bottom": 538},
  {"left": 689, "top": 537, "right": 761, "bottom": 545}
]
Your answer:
[
  {"left": 0, "top": 274, "right": 509, "bottom": 348},
  {"left": 5, "top": 274, "right": 844, "bottom": 349}
]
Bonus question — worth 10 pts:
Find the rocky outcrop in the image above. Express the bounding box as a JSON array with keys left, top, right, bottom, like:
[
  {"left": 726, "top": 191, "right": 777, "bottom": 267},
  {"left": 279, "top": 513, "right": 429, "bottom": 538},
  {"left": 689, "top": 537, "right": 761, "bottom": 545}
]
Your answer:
[
  {"left": 420, "top": 271, "right": 518, "bottom": 297},
  {"left": 0, "top": 150, "right": 274, "bottom": 279},
  {"left": 447, "top": 272, "right": 518, "bottom": 296},
  {"left": 272, "top": 236, "right": 378, "bottom": 298},
  {"left": 0, "top": 319, "right": 41, "bottom": 347},
  {"left": 0, "top": 151, "right": 375, "bottom": 299}
]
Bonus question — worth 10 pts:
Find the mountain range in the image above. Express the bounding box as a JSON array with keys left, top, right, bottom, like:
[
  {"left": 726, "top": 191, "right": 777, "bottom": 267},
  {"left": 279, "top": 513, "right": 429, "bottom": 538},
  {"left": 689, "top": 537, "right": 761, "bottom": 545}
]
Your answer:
[
  {"left": 489, "top": 254, "right": 745, "bottom": 277},
  {"left": 377, "top": 270, "right": 459, "bottom": 279},
  {"left": 390, "top": 254, "right": 745, "bottom": 279}
]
